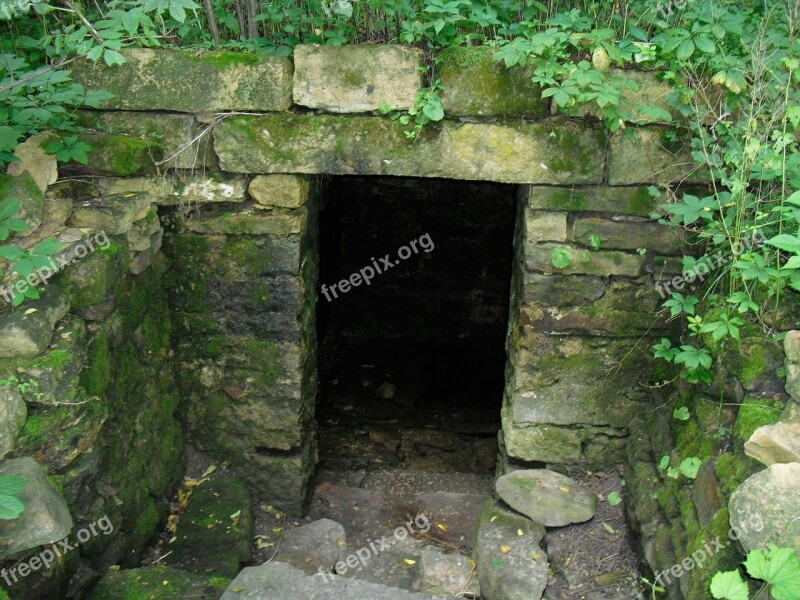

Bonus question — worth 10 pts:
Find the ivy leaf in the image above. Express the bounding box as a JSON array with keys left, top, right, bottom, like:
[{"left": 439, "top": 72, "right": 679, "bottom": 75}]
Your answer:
[
  {"left": 0, "top": 495, "right": 25, "bottom": 520},
  {"left": 551, "top": 247, "right": 571, "bottom": 269},
  {"left": 0, "top": 475, "right": 26, "bottom": 496},
  {"left": 679, "top": 457, "right": 702, "bottom": 479},
  {"left": 673, "top": 406, "right": 690, "bottom": 421},
  {"left": 710, "top": 570, "right": 749, "bottom": 600},
  {"left": 744, "top": 544, "right": 800, "bottom": 600}
]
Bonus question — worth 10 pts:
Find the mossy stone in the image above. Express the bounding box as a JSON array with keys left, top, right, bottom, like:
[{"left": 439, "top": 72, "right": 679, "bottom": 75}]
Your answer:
[{"left": 87, "top": 565, "right": 229, "bottom": 600}]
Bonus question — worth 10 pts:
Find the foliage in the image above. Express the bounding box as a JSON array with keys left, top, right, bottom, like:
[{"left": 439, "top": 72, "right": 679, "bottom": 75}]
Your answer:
[
  {"left": 0, "top": 474, "right": 26, "bottom": 520},
  {"left": 711, "top": 544, "right": 800, "bottom": 600}
]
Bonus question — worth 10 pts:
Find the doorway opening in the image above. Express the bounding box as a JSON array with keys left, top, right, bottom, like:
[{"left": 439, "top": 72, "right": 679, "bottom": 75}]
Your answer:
[{"left": 315, "top": 176, "right": 517, "bottom": 478}]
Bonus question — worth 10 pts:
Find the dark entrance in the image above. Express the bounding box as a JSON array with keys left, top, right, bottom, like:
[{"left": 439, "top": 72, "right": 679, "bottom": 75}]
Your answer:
[{"left": 315, "top": 176, "right": 516, "bottom": 476}]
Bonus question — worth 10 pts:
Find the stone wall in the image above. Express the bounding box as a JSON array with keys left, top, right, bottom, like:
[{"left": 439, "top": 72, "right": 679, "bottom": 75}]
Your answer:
[
  {"left": 0, "top": 44, "right": 702, "bottom": 598},
  {"left": 625, "top": 325, "right": 796, "bottom": 599},
  {"left": 0, "top": 172, "right": 183, "bottom": 599}
]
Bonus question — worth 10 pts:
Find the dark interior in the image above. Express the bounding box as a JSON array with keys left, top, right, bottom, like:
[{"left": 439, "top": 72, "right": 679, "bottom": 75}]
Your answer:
[{"left": 315, "top": 176, "right": 517, "bottom": 475}]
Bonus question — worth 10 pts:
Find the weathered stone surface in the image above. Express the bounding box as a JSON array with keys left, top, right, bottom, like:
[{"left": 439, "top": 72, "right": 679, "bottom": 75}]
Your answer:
[
  {"left": 165, "top": 175, "right": 247, "bottom": 206},
  {"left": 0, "top": 383, "right": 25, "bottom": 459},
  {"left": 0, "top": 171, "right": 44, "bottom": 232},
  {"left": 501, "top": 421, "right": 583, "bottom": 464},
  {"left": 525, "top": 185, "right": 664, "bottom": 216},
  {"left": 438, "top": 46, "right": 549, "bottom": 117},
  {"left": 729, "top": 462, "right": 800, "bottom": 553},
  {"left": 88, "top": 565, "right": 229, "bottom": 600},
  {"left": 525, "top": 209, "right": 568, "bottom": 243},
  {"left": 214, "top": 114, "right": 605, "bottom": 184},
  {"left": 0, "top": 286, "right": 69, "bottom": 358},
  {"left": 525, "top": 243, "right": 646, "bottom": 276},
  {"left": 520, "top": 273, "right": 606, "bottom": 306},
  {"left": 293, "top": 44, "right": 423, "bottom": 112},
  {"left": 68, "top": 193, "right": 151, "bottom": 235},
  {"left": 784, "top": 331, "right": 800, "bottom": 401},
  {"left": 72, "top": 48, "right": 293, "bottom": 113},
  {"left": 127, "top": 209, "right": 162, "bottom": 252},
  {"left": 1, "top": 316, "right": 87, "bottom": 406},
  {"left": 165, "top": 471, "right": 253, "bottom": 578},
  {"left": 571, "top": 216, "right": 682, "bottom": 254},
  {"left": 79, "top": 111, "right": 217, "bottom": 170},
  {"left": 0, "top": 457, "right": 73, "bottom": 559},
  {"left": 100, "top": 176, "right": 173, "bottom": 201},
  {"left": 6, "top": 132, "right": 58, "bottom": 193},
  {"left": 474, "top": 499, "right": 548, "bottom": 600},
  {"left": 249, "top": 175, "right": 311, "bottom": 208},
  {"left": 745, "top": 421, "right": 800, "bottom": 466},
  {"left": 608, "top": 127, "right": 698, "bottom": 184},
  {"left": 56, "top": 236, "right": 130, "bottom": 311},
  {"left": 274, "top": 518, "right": 347, "bottom": 575},
  {"left": 520, "top": 303, "right": 665, "bottom": 336},
  {"left": 186, "top": 207, "right": 306, "bottom": 236},
  {"left": 77, "top": 133, "right": 162, "bottom": 176},
  {"left": 496, "top": 469, "right": 596, "bottom": 527},
  {"left": 221, "top": 561, "right": 447, "bottom": 600},
  {"left": 419, "top": 547, "right": 480, "bottom": 597}
]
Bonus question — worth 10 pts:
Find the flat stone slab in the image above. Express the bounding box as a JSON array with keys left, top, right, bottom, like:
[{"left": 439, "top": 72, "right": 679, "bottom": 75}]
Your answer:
[
  {"left": 474, "top": 499, "right": 549, "bottom": 600},
  {"left": 729, "top": 462, "right": 800, "bottom": 553},
  {"left": 745, "top": 421, "right": 800, "bottom": 466},
  {"left": 0, "top": 285, "right": 69, "bottom": 358},
  {"left": 495, "top": 469, "right": 597, "bottom": 527},
  {"left": 88, "top": 565, "right": 229, "bottom": 600},
  {"left": 214, "top": 114, "right": 604, "bottom": 184},
  {"left": 0, "top": 457, "right": 73, "bottom": 559},
  {"left": 274, "top": 518, "right": 347, "bottom": 575},
  {"left": 293, "top": 44, "right": 423, "bottom": 113},
  {"left": 220, "top": 561, "right": 448, "bottom": 600},
  {"left": 420, "top": 547, "right": 480, "bottom": 597},
  {"left": 164, "top": 471, "right": 254, "bottom": 578},
  {"left": 72, "top": 48, "right": 292, "bottom": 113}
]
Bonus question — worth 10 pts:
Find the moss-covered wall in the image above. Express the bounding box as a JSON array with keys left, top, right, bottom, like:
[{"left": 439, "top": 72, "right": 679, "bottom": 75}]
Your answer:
[
  {"left": 0, "top": 181, "right": 183, "bottom": 600},
  {"left": 625, "top": 330, "right": 789, "bottom": 599}
]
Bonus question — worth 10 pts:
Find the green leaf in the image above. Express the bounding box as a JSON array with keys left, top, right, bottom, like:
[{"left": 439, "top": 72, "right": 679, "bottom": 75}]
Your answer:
[
  {"left": 102, "top": 49, "right": 126, "bottom": 66},
  {"left": 679, "top": 457, "right": 702, "bottom": 479},
  {"left": 694, "top": 35, "right": 716, "bottom": 54},
  {"left": 0, "top": 199, "right": 20, "bottom": 221},
  {"left": 767, "top": 234, "right": 800, "bottom": 253},
  {"left": 673, "top": 406, "right": 690, "bottom": 421},
  {"left": 32, "top": 238, "right": 61, "bottom": 255},
  {"left": 422, "top": 102, "right": 444, "bottom": 122},
  {"left": 0, "top": 475, "right": 26, "bottom": 496},
  {"left": 658, "top": 455, "right": 670, "bottom": 470},
  {"left": 676, "top": 39, "right": 695, "bottom": 60},
  {"left": 0, "top": 245, "right": 24, "bottom": 261},
  {"left": 744, "top": 544, "right": 800, "bottom": 600},
  {"left": 710, "top": 570, "right": 749, "bottom": 600},
  {"left": 0, "top": 495, "right": 25, "bottom": 520},
  {"left": 607, "top": 491, "right": 622, "bottom": 506},
  {"left": 551, "top": 247, "right": 571, "bottom": 269}
]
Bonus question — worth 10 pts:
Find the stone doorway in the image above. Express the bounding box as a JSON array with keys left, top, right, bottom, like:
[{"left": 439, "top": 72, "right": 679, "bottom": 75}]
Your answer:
[{"left": 314, "top": 176, "right": 516, "bottom": 478}]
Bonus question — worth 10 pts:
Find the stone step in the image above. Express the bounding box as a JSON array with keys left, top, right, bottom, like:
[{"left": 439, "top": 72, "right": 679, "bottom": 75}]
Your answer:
[{"left": 219, "top": 561, "right": 449, "bottom": 600}]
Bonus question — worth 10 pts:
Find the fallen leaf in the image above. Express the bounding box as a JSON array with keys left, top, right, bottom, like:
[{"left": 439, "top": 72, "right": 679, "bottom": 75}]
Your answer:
[
  {"left": 559, "top": 486, "right": 570, "bottom": 493},
  {"left": 436, "top": 523, "right": 448, "bottom": 532},
  {"left": 500, "top": 545, "right": 511, "bottom": 554},
  {"left": 202, "top": 465, "right": 217, "bottom": 478},
  {"left": 403, "top": 559, "right": 416, "bottom": 565},
  {"left": 517, "top": 529, "right": 524, "bottom": 536}
]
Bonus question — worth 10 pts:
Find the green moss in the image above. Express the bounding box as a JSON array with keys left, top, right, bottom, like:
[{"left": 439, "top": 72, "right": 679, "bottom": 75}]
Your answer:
[
  {"left": 81, "top": 327, "right": 111, "bottom": 397},
  {"left": 195, "top": 50, "right": 261, "bottom": 70},
  {"left": 343, "top": 69, "right": 366, "bottom": 87},
  {"left": 33, "top": 349, "right": 70, "bottom": 369},
  {"left": 732, "top": 396, "right": 782, "bottom": 443},
  {"left": 80, "top": 133, "right": 161, "bottom": 176},
  {"left": 714, "top": 451, "right": 756, "bottom": 496},
  {"left": 133, "top": 497, "right": 160, "bottom": 535}
]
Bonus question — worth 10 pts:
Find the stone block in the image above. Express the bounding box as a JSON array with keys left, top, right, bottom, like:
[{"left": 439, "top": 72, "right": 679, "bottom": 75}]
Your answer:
[
  {"left": 438, "top": 46, "right": 549, "bottom": 117},
  {"left": 501, "top": 418, "right": 582, "bottom": 463},
  {"left": 274, "top": 518, "right": 347, "bottom": 575},
  {"left": 525, "top": 243, "right": 646, "bottom": 276},
  {"left": 419, "top": 547, "right": 480, "bottom": 597},
  {"left": 608, "top": 127, "right": 699, "bottom": 184},
  {"left": 72, "top": 48, "right": 293, "bottom": 113},
  {"left": 293, "top": 44, "right": 423, "bottom": 112},
  {"left": 186, "top": 207, "right": 306, "bottom": 236},
  {"left": 214, "top": 114, "right": 605, "bottom": 184},
  {"left": 0, "top": 457, "right": 73, "bottom": 559},
  {"left": 127, "top": 209, "right": 162, "bottom": 252},
  {"left": 525, "top": 185, "right": 664, "bottom": 216},
  {"left": 69, "top": 194, "right": 151, "bottom": 235},
  {"left": 88, "top": 566, "right": 230, "bottom": 600},
  {"left": 496, "top": 469, "right": 596, "bottom": 526},
  {"left": 525, "top": 209, "right": 568, "bottom": 243},
  {"left": 164, "top": 175, "right": 248, "bottom": 206},
  {"left": 249, "top": 175, "right": 311, "bottom": 208},
  {"left": 5, "top": 132, "right": 58, "bottom": 194},
  {"left": 55, "top": 236, "right": 130, "bottom": 310},
  {"left": 78, "top": 111, "right": 217, "bottom": 170},
  {"left": 77, "top": 133, "right": 162, "bottom": 176},
  {"left": 571, "top": 216, "right": 682, "bottom": 254},
  {"left": 0, "top": 286, "right": 69, "bottom": 358}
]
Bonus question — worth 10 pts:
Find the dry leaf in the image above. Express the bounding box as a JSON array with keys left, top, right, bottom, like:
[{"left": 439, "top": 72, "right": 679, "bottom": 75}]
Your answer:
[{"left": 500, "top": 545, "right": 511, "bottom": 554}]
